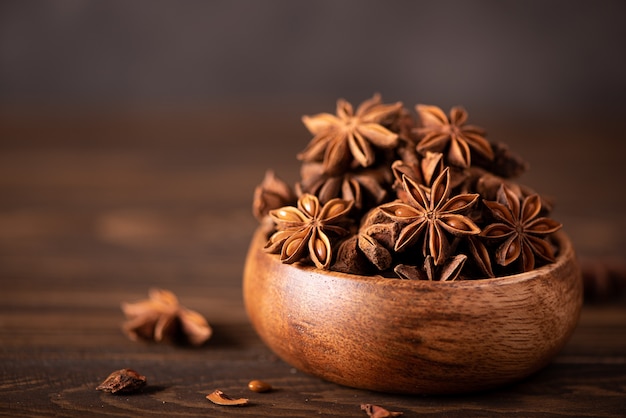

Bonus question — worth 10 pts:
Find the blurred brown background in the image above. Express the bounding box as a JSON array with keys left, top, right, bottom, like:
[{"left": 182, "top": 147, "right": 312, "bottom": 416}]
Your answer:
[
  {"left": 1, "top": 0, "right": 625, "bottom": 113},
  {"left": 2, "top": 0, "right": 625, "bottom": 262}
]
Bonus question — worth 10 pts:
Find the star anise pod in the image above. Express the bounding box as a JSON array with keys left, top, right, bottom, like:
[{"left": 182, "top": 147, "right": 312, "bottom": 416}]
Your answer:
[
  {"left": 121, "top": 288, "right": 212, "bottom": 347},
  {"left": 481, "top": 184, "right": 562, "bottom": 272},
  {"left": 394, "top": 254, "right": 467, "bottom": 281},
  {"left": 379, "top": 168, "right": 480, "bottom": 265},
  {"left": 463, "top": 235, "right": 495, "bottom": 278},
  {"left": 474, "top": 170, "right": 554, "bottom": 214},
  {"left": 391, "top": 151, "right": 444, "bottom": 193},
  {"left": 265, "top": 193, "right": 353, "bottom": 269},
  {"left": 472, "top": 140, "right": 528, "bottom": 179},
  {"left": 298, "top": 161, "right": 391, "bottom": 211},
  {"left": 298, "top": 94, "right": 403, "bottom": 174},
  {"left": 354, "top": 206, "right": 401, "bottom": 271},
  {"left": 252, "top": 170, "right": 296, "bottom": 220},
  {"left": 414, "top": 105, "right": 494, "bottom": 168}
]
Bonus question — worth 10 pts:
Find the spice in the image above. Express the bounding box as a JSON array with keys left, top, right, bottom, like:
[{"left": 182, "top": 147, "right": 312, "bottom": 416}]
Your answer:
[
  {"left": 395, "top": 254, "right": 467, "bottom": 281},
  {"left": 121, "top": 288, "right": 212, "bottom": 346},
  {"left": 481, "top": 184, "right": 562, "bottom": 272},
  {"left": 253, "top": 95, "right": 565, "bottom": 279},
  {"left": 253, "top": 170, "right": 296, "bottom": 220},
  {"left": 379, "top": 168, "right": 480, "bottom": 265},
  {"left": 298, "top": 162, "right": 390, "bottom": 211},
  {"left": 265, "top": 194, "right": 353, "bottom": 269},
  {"left": 360, "top": 403, "right": 403, "bottom": 417},
  {"left": 298, "top": 94, "right": 403, "bottom": 173},
  {"left": 247, "top": 379, "right": 272, "bottom": 393},
  {"left": 96, "top": 368, "right": 146, "bottom": 394},
  {"left": 206, "top": 390, "right": 249, "bottom": 406},
  {"left": 414, "top": 104, "right": 493, "bottom": 168}
]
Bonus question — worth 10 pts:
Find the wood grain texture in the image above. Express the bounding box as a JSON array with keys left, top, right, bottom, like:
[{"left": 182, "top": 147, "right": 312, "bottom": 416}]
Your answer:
[
  {"left": 1, "top": 109, "right": 625, "bottom": 416},
  {"left": 244, "top": 226, "right": 583, "bottom": 394}
]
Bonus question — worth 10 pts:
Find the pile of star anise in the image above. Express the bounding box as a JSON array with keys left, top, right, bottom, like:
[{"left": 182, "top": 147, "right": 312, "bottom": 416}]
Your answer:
[{"left": 253, "top": 94, "right": 562, "bottom": 281}]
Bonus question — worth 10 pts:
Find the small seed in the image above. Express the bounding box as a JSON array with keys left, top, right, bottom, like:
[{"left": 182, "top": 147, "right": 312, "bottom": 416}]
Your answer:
[
  {"left": 285, "top": 237, "right": 303, "bottom": 257},
  {"left": 247, "top": 379, "right": 272, "bottom": 393},
  {"left": 313, "top": 239, "right": 327, "bottom": 263}
]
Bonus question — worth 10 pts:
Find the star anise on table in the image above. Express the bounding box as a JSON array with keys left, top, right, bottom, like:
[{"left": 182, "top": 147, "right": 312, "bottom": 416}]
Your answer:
[
  {"left": 265, "top": 193, "right": 353, "bottom": 269},
  {"left": 121, "top": 288, "right": 212, "bottom": 347},
  {"left": 298, "top": 94, "right": 403, "bottom": 174},
  {"left": 481, "top": 184, "right": 562, "bottom": 272},
  {"left": 414, "top": 104, "right": 494, "bottom": 168},
  {"left": 380, "top": 168, "right": 480, "bottom": 265}
]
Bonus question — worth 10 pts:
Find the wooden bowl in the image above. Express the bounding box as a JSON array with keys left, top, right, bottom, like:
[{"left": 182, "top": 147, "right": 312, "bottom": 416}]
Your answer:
[{"left": 243, "top": 225, "right": 583, "bottom": 394}]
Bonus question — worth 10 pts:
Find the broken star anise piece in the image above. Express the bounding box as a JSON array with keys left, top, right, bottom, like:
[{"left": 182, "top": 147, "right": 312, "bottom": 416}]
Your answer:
[
  {"left": 380, "top": 168, "right": 480, "bottom": 265},
  {"left": 96, "top": 368, "right": 147, "bottom": 394},
  {"left": 392, "top": 151, "right": 444, "bottom": 196},
  {"left": 414, "top": 104, "right": 494, "bottom": 168},
  {"left": 206, "top": 390, "right": 249, "bottom": 406},
  {"left": 298, "top": 94, "right": 403, "bottom": 174},
  {"left": 265, "top": 193, "right": 353, "bottom": 269},
  {"left": 395, "top": 254, "right": 467, "bottom": 281},
  {"left": 252, "top": 170, "right": 296, "bottom": 220},
  {"left": 121, "top": 288, "right": 212, "bottom": 347},
  {"left": 298, "top": 161, "right": 391, "bottom": 211},
  {"left": 360, "top": 404, "right": 403, "bottom": 417},
  {"left": 481, "top": 184, "right": 562, "bottom": 272}
]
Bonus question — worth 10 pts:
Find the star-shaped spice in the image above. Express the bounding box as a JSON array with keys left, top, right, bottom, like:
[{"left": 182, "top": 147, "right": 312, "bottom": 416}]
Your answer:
[
  {"left": 298, "top": 161, "right": 390, "bottom": 211},
  {"left": 252, "top": 170, "right": 296, "bottom": 220},
  {"left": 121, "top": 288, "right": 212, "bottom": 346},
  {"left": 380, "top": 168, "right": 480, "bottom": 265},
  {"left": 394, "top": 254, "right": 467, "bottom": 281},
  {"left": 414, "top": 105, "right": 494, "bottom": 168},
  {"left": 481, "top": 184, "right": 562, "bottom": 272},
  {"left": 298, "top": 94, "right": 403, "bottom": 174},
  {"left": 265, "top": 193, "right": 353, "bottom": 269},
  {"left": 392, "top": 151, "right": 444, "bottom": 192}
]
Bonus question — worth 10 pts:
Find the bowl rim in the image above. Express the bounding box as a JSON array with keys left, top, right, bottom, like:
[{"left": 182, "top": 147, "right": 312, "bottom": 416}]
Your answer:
[{"left": 250, "top": 226, "right": 575, "bottom": 289}]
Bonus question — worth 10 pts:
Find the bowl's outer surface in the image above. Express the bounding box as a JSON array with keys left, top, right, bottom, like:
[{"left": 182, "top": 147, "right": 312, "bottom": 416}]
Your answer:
[{"left": 243, "top": 225, "right": 583, "bottom": 394}]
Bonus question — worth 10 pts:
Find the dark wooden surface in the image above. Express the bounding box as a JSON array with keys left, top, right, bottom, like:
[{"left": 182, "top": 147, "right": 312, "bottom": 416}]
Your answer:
[{"left": 1, "top": 107, "right": 625, "bottom": 417}]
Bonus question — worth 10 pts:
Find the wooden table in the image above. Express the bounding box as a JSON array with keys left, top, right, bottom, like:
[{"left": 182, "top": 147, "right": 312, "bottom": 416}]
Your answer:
[{"left": 1, "top": 107, "right": 625, "bottom": 416}]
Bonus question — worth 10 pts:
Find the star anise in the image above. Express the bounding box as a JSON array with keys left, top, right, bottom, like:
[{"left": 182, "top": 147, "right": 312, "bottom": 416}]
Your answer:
[
  {"left": 380, "top": 168, "right": 480, "bottom": 265},
  {"left": 463, "top": 235, "right": 495, "bottom": 278},
  {"left": 252, "top": 170, "right": 296, "bottom": 220},
  {"left": 394, "top": 254, "right": 467, "bottom": 281},
  {"left": 298, "top": 94, "right": 403, "bottom": 174},
  {"left": 121, "top": 288, "right": 212, "bottom": 346},
  {"left": 481, "top": 184, "right": 562, "bottom": 272},
  {"left": 414, "top": 105, "right": 494, "bottom": 168},
  {"left": 265, "top": 193, "right": 353, "bottom": 269},
  {"left": 391, "top": 151, "right": 444, "bottom": 193},
  {"left": 298, "top": 161, "right": 391, "bottom": 211}
]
